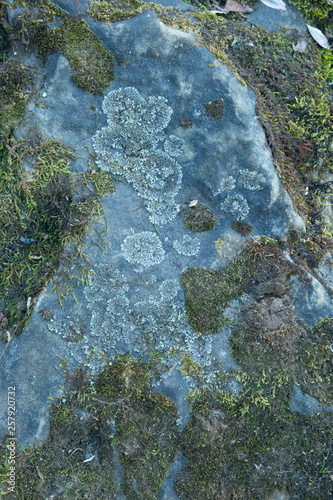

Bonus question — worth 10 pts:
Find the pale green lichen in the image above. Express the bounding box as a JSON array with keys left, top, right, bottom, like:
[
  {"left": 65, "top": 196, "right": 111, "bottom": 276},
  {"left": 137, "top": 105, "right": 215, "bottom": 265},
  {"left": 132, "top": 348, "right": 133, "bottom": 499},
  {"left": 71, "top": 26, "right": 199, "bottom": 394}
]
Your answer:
[
  {"left": 216, "top": 175, "right": 236, "bottom": 194},
  {"left": 238, "top": 169, "right": 266, "bottom": 191},
  {"left": 220, "top": 194, "right": 250, "bottom": 220},
  {"left": 121, "top": 231, "right": 165, "bottom": 270},
  {"left": 159, "top": 279, "right": 180, "bottom": 302},
  {"left": 173, "top": 235, "right": 201, "bottom": 256},
  {"left": 92, "top": 87, "right": 184, "bottom": 225}
]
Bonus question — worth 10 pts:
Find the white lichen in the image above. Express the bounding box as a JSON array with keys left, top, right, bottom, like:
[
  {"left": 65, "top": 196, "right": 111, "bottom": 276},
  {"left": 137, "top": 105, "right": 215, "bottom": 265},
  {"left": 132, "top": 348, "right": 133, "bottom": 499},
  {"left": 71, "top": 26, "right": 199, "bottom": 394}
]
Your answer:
[
  {"left": 238, "top": 169, "right": 266, "bottom": 191},
  {"left": 121, "top": 231, "right": 165, "bottom": 270},
  {"left": 216, "top": 175, "right": 236, "bottom": 194},
  {"left": 220, "top": 194, "right": 250, "bottom": 220},
  {"left": 92, "top": 87, "right": 183, "bottom": 225},
  {"left": 159, "top": 279, "right": 180, "bottom": 302},
  {"left": 173, "top": 235, "right": 201, "bottom": 256}
]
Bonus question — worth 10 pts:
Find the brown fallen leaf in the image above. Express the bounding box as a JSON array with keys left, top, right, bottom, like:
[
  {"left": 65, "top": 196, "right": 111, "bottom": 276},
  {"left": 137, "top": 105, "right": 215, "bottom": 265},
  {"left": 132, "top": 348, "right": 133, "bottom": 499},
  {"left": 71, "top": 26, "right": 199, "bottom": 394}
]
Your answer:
[
  {"left": 210, "top": 0, "right": 253, "bottom": 14},
  {"left": 225, "top": 0, "right": 253, "bottom": 12}
]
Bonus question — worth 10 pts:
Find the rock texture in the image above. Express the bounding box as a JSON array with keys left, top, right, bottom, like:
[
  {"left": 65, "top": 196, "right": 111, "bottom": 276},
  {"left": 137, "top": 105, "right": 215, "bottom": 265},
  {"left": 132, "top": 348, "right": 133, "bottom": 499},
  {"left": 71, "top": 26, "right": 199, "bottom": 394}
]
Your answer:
[{"left": 0, "top": 0, "right": 332, "bottom": 498}]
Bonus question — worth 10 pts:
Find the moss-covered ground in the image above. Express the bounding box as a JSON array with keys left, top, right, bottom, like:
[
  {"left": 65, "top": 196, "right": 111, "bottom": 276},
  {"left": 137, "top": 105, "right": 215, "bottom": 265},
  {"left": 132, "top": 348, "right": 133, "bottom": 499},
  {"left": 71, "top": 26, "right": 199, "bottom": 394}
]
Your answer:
[
  {"left": 12, "top": 0, "right": 115, "bottom": 94},
  {"left": 182, "top": 237, "right": 294, "bottom": 334},
  {"left": 0, "top": 134, "right": 115, "bottom": 334},
  {"left": 1, "top": 355, "right": 179, "bottom": 498}
]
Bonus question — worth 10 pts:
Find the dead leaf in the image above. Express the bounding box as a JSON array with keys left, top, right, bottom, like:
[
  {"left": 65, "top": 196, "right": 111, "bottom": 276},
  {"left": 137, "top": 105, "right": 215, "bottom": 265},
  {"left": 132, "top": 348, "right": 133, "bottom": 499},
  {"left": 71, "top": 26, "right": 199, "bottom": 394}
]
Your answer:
[
  {"left": 259, "top": 0, "right": 286, "bottom": 10},
  {"left": 307, "top": 24, "right": 331, "bottom": 49},
  {"left": 210, "top": 0, "right": 252, "bottom": 14},
  {"left": 225, "top": 0, "right": 253, "bottom": 13},
  {"left": 292, "top": 39, "right": 308, "bottom": 53},
  {"left": 188, "top": 200, "right": 198, "bottom": 207}
]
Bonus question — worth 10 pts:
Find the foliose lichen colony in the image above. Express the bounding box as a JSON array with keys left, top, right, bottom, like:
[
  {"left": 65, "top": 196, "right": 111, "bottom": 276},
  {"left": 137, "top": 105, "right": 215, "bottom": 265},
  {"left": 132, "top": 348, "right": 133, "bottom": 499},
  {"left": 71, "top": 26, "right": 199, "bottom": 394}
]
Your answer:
[
  {"left": 46, "top": 87, "right": 273, "bottom": 373},
  {"left": 92, "top": 86, "right": 184, "bottom": 226}
]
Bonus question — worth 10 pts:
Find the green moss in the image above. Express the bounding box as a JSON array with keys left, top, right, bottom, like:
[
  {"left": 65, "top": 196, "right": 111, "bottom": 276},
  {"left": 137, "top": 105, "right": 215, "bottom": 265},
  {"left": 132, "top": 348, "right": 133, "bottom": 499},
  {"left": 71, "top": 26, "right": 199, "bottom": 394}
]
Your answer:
[
  {"left": 0, "top": 137, "right": 107, "bottom": 333},
  {"left": 176, "top": 305, "right": 333, "bottom": 498},
  {"left": 287, "top": 0, "right": 333, "bottom": 32},
  {"left": 13, "top": 1, "right": 114, "bottom": 94},
  {"left": 183, "top": 204, "right": 216, "bottom": 232},
  {"left": 83, "top": 168, "right": 115, "bottom": 197},
  {"left": 10, "top": 355, "right": 178, "bottom": 499},
  {"left": 0, "top": 60, "right": 33, "bottom": 142},
  {"left": 231, "top": 220, "right": 252, "bottom": 236},
  {"left": 204, "top": 98, "right": 224, "bottom": 119},
  {"left": 321, "top": 49, "right": 333, "bottom": 82},
  {"left": 182, "top": 238, "right": 293, "bottom": 334},
  {"left": 296, "top": 317, "right": 333, "bottom": 406},
  {"left": 178, "top": 117, "right": 193, "bottom": 128},
  {"left": 38, "top": 17, "right": 114, "bottom": 94},
  {"left": 88, "top": 0, "right": 147, "bottom": 24}
]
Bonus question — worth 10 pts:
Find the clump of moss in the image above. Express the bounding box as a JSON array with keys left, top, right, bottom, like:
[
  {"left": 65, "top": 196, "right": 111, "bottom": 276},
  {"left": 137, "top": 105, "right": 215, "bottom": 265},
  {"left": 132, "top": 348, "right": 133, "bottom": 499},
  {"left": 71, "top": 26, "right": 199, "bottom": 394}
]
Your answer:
[
  {"left": 181, "top": 238, "right": 294, "bottom": 334},
  {"left": 176, "top": 297, "right": 333, "bottom": 498},
  {"left": 177, "top": 385, "right": 333, "bottom": 499},
  {"left": 231, "top": 220, "right": 252, "bottom": 236},
  {"left": 0, "top": 60, "right": 33, "bottom": 141},
  {"left": 13, "top": 2, "right": 114, "bottom": 94},
  {"left": 88, "top": 0, "right": 146, "bottom": 24},
  {"left": 296, "top": 317, "right": 333, "bottom": 406},
  {"left": 0, "top": 137, "right": 109, "bottom": 333},
  {"left": 288, "top": 0, "right": 333, "bottom": 33},
  {"left": 11, "top": 355, "right": 178, "bottom": 499},
  {"left": 178, "top": 117, "right": 193, "bottom": 128},
  {"left": 183, "top": 204, "right": 216, "bottom": 232},
  {"left": 52, "top": 18, "right": 114, "bottom": 94},
  {"left": 83, "top": 168, "right": 115, "bottom": 197},
  {"left": 204, "top": 98, "right": 224, "bottom": 119}
]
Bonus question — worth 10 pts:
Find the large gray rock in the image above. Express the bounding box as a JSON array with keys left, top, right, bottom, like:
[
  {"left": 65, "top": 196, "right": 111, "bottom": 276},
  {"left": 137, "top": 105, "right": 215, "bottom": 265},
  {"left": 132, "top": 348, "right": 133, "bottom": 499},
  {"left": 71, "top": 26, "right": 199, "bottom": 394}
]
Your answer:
[
  {"left": 0, "top": 10, "right": 307, "bottom": 446},
  {"left": 1, "top": 2, "right": 333, "bottom": 498}
]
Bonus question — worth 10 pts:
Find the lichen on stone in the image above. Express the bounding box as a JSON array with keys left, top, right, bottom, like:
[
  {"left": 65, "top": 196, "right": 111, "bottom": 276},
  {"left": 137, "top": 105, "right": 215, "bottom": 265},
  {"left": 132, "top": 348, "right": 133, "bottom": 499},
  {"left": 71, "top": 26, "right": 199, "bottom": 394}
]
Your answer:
[
  {"left": 92, "top": 87, "right": 184, "bottom": 224},
  {"left": 238, "top": 169, "right": 266, "bottom": 191},
  {"left": 217, "top": 175, "right": 236, "bottom": 193},
  {"left": 121, "top": 231, "right": 165, "bottom": 270},
  {"left": 159, "top": 278, "right": 180, "bottom": 302},
  {"left": 220, "top": 194, "right": 250, "bottom": 220},
  {"left": 173, "top": 235, "right": 201, "bottom": 256}
]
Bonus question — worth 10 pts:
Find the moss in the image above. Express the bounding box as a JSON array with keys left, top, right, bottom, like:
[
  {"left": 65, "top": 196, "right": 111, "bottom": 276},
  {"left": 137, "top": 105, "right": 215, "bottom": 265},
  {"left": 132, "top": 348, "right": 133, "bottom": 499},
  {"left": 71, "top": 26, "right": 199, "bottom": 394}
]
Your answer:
[
  {"left": 178, "top": 117, "right": 193, "bottom": 128},
  {"left": 183, "top": 204, "right": 216, "bottom": 232},
  {"left": 0, "top": 60, "right": 33, "bottom": 142},
  {"left": 182, "top": 238, "right": 294, "bottom": 334},
  {"left": 176, "top": 295, "right": 333, "bottom": 498},
  {"left": 53, "top": 18, "right": 114, "bottom": 94},
  {"left": 204, "top": 98, "right": 224, "bottom": 119},
  {"left": 287, "top": 0, "right": 333, "bottom": 33},
  {"left": 0, "top": 136, "right": 107, "bottom": 333},
  {"left": 177, "top": 386, "right": 333, "bottom": 499},
  {"left": 88, "top": 0, "right": 147, "bottom": 24},
  {"left": 83, "top": 168, "right": 115, "bottom": 197},
  {"left": 10, "top": 355, "right": 179, "bottom": 499},
  {"left": 231, "top": 220, "right": 252, "bottom": 236},
  {"left": 296, "top": 317, "right": 333, "bottom": 406},
  {"left": 13, "top": 1, "right": 114, "bottom": 94}
]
